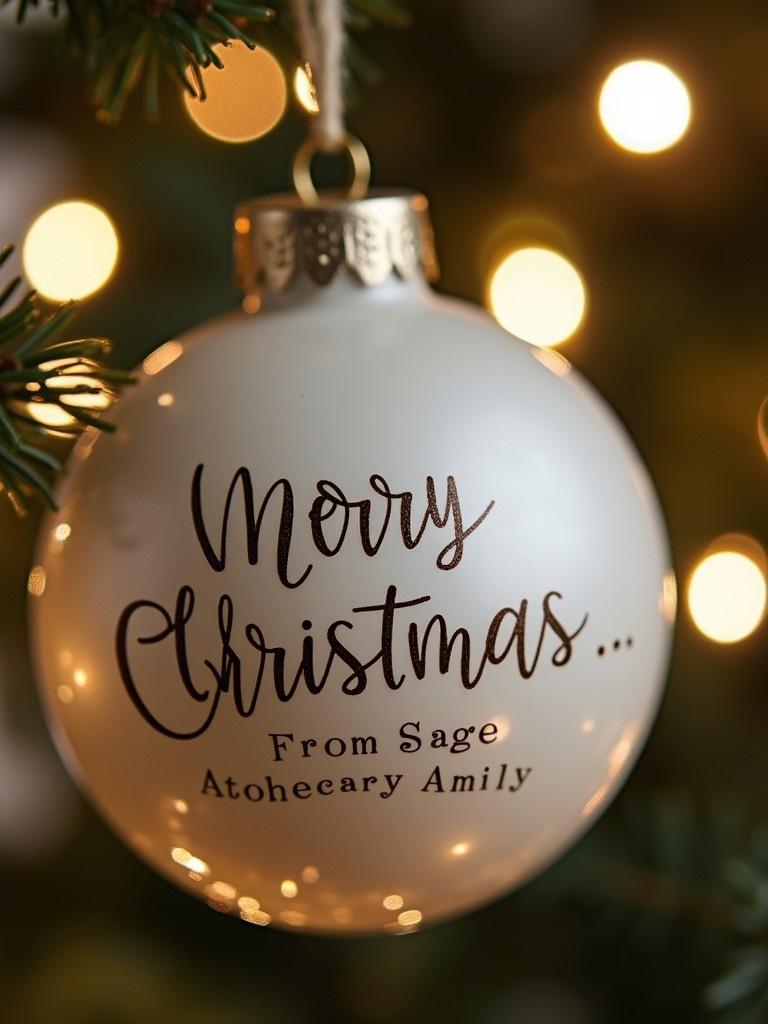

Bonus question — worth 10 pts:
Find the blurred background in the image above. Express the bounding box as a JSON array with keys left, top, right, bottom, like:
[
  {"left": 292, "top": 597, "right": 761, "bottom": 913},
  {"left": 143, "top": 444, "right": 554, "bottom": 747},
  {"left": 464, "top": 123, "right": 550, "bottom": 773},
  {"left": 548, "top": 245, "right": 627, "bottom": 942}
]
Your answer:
[{"left": 1, "top": 0, "right": 767, "bottom": 1020}]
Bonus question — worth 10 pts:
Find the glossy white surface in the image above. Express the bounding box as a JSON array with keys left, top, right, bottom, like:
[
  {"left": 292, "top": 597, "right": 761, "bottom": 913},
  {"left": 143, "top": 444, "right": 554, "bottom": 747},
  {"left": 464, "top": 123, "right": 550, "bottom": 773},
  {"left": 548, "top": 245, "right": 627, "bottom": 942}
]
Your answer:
[{"left": 30, "top": 276, "right": 675, "bottom": 934}]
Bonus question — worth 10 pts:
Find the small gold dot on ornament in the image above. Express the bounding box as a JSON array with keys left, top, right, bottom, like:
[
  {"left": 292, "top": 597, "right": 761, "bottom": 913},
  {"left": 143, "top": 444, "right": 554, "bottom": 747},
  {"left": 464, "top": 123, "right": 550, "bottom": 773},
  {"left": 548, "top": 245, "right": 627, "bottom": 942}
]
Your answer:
[
  {"left": 238, "top": 896, "right": 261, "bottom": 913},
  {"left": 450, "top": 842, "right": 470, "bottom": 857},
  {"left": 157, "top": 393, "right": 174, "bottom": 408},
  {"left": 184, "top": 41, "right": 287, "bottom": 144},
  {"left": 172, "top": 799, "right": 188, "bottom": 815},
  {"left": 171, "top": 847, "right": 210, "bottom": 876},
  {"left": 383, "top": 894, "right": 404, "bottom": 911},
  {"left": 208, "top": 880, "right": 237, "bottom": 901},
  {"left": 234, "top": 216, "right": 251, "bottom": 235},
  {"left": 397, "top": 909, "right": 423, "bottom": 928},
  {"left": 206, "top": 898, "right": 231, "bottom": 914},
  {"left": 73, "top": 668, "right": 87, "bottom": 687},
  {"left": 27, "top": 566, "right": 46, "bottom": 597},
  {"left": 241, "top": 909, "right": 270, "bottom": 926},
  {"left": 280, "top": 879, "right": 298, "bottom": 898},
  {"left": 54, "top": 523, "right": 71, "bottom": 542},
  {"left": 57, "top": 684, "right": 74, "bottom": 704},
  {"left": 143, "top": 341, "right": 183, "bottom": 376},
  {"left": 294, "top": 64, "right": 319, "bottom": 114},
  {"left": 532, "top": 346, "right": 572, "bottom": 378},
  {"left": 279, "top": 910, "right": 307, "bottom": 927},
  {"left": 301, "top": 866, "right": 320, "bottom": 884}
]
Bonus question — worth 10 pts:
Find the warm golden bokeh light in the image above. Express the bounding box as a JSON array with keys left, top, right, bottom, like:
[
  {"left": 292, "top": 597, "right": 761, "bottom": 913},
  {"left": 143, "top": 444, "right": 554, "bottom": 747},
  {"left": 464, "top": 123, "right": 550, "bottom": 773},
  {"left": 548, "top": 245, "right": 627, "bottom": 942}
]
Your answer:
[
  {"left": 208, "top": 880, "right": 236, "bottom": 900},
  {"left": 488, "top": 247, "right": 586, "bottom": 347},
  {"left": 27, "top": 566, "right": 46, "bottom": 597},
  {"left": 23, "top": 357, "right": 113, "bottom": 430},
  {"left": 758, "top": 396, "right": 768, "bottom": 459},
  {"left": 241, "top": 908, "right": 270, "bottom": 926},
  {"left": 688, "top": 548, "right": 766, "bottom": 643},
  {"left": 238, "top": 896, "right": 260, "bottom": 913},
  {"left": 382, "top": 894, "right": 404, "bottom": 911},
  {"left": 23, "top": 200, "right": 119, "bottom": 301},
  {"left": 294, "top": 64, "right": 319, "bottom": 114},
  {"left": 143, "top": 341, "right": 183, "bottom": 376},
  {"left": 279, "top": 910, "right": 307, "bottom": 927},
  {"left": 599, "top": 60, "right": 691, "bottom": 154},
  {"left": 170, "top": 847, "right": 210, "bottom": 875},
  {"left": 397, "top": 909, "right": 423, "bottom": 927},
  {"left": 185, "top": 42, "right": 287, "bottom": 143},
  {"left": 280, "top": 879, "right": 298, "bottom": 898}
]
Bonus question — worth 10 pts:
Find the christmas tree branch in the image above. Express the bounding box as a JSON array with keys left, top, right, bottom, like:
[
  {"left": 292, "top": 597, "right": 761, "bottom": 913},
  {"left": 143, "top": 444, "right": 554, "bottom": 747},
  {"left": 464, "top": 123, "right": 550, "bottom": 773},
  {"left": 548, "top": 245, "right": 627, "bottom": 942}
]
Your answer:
[
  {"left": 531, "top": 794, "right": 768, "bottom": 1019},
  {"left": 0, "top": 246, "right": 134, "bottom": 514},
  {"left": 2, "top": 0, "right": 411, "bottom": 121}
]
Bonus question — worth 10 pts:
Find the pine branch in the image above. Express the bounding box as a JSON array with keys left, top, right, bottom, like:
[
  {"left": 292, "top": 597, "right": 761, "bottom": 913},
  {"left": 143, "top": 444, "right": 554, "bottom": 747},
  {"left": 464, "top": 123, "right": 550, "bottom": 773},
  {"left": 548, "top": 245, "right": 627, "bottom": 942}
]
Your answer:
[
  {"left": 0, "top": 245, "right": 134, "bottom": 514},
  {"left": 2, "top": 0, "right": 410, "bottom": 121},
  {"left": 527, "top": 793, "right": 768, "bottom": 1020}
]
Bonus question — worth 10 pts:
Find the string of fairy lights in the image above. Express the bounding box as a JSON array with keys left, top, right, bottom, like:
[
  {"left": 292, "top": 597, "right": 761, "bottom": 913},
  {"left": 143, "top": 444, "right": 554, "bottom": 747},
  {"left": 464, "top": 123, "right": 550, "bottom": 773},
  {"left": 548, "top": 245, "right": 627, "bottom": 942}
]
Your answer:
[{"left": 17, "top": 48, "right": 767, "bottom": 648}]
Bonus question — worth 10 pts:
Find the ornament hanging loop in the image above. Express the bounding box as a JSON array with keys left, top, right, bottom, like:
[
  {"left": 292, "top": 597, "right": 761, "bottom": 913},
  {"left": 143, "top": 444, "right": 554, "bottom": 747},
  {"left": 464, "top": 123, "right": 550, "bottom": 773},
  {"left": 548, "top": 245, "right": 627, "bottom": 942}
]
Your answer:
[{"left": 292, "top": 133, "right": 371, "bottom": 205}]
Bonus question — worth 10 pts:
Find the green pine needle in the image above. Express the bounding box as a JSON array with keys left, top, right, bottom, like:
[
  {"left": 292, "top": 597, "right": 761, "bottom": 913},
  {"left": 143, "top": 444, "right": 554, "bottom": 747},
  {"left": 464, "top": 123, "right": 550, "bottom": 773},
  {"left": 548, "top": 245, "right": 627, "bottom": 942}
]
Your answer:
[
  {"left": 0, "top": 245, "right": 134, "bottom": 515},
  {"left": 2, "top": 0, "right": 410, "bottom": 120}
]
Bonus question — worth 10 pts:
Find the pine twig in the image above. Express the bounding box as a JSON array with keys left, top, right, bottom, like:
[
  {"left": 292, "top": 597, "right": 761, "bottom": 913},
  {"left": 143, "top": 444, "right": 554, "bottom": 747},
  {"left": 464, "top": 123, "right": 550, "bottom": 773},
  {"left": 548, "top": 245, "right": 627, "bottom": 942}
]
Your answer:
[
  {"left": 0, "top": 245, "right": 134, "bottom": 514},
  {"left": 2, "top": 0, "right": 411, "bottom": 120}
]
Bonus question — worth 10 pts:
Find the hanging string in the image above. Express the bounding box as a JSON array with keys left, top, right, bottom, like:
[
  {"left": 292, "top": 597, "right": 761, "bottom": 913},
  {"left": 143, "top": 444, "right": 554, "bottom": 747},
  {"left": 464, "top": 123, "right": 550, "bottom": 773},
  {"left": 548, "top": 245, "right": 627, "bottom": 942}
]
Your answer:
[{"left": 290, "top": 0, "right": 346, "bottom": 151}]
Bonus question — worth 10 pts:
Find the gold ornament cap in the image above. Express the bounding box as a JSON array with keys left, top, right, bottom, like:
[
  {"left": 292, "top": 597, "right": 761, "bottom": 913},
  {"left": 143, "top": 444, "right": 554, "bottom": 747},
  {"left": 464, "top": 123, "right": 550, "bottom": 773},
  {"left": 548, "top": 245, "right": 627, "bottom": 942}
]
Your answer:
[{"left": 233, "top": 190, "right": 439, "bottom": 297}]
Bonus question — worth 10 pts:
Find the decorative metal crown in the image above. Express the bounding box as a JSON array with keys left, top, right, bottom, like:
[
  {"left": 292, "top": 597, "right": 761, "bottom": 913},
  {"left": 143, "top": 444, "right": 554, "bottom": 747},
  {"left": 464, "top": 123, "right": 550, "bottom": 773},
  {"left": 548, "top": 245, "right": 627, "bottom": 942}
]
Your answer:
[{"left": 233, "top": 191, "right": 439, "bottom": 296}]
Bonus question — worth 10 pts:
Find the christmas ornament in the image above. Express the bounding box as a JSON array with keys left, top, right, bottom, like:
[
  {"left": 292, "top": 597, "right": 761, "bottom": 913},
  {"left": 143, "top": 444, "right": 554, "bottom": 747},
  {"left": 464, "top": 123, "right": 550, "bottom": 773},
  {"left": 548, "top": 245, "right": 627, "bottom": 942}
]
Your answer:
[{"left": 30, "top": 177, "right": 675, "bottom": 934}]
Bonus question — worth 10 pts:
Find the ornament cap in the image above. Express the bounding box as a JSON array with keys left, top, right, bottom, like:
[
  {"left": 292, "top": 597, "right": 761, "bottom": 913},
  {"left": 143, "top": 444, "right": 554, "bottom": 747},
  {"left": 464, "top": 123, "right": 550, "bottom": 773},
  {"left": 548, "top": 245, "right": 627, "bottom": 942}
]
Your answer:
[{"left": 233, "top": 190, "right": 439, "bottom": 297}]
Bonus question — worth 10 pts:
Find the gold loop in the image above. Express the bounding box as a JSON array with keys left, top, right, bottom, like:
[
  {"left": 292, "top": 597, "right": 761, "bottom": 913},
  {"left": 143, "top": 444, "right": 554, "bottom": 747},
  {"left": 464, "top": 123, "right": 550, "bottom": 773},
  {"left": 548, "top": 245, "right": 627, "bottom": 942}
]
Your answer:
[{"left": 292, "top": 133, "right": 371, "bottom": 204}]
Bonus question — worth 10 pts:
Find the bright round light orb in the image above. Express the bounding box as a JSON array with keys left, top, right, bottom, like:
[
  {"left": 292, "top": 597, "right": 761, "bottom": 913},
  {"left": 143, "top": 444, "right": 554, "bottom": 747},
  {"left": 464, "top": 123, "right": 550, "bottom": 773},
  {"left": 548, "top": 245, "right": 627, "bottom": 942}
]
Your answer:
[
  {"left": 22, "top": 200, "right": 118, "bottom": 302},
  {"left": 294, "top": 65, "right": 319, "bottom": 114},
  {"left": 487, "top": 246, "right": 586, "bottom": 347},
  {"left": 185, "top": 42, "right": 287, "bottom": 143},
  {"left": 599, "top": 60, "right": 691, "bottom": 154},
  {"left": 687, "top": 550, "right": 766, "bottom": 643}
]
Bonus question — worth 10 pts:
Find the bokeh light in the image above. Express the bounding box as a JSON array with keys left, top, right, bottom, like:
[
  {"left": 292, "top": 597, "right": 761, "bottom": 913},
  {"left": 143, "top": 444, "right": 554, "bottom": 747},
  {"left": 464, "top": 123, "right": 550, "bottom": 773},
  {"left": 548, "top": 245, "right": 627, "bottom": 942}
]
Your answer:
[
  {"left": 185, "top": 42, "right": 287, "bottom": 143},
  {"left": 22, "top": 357, "right": 113, "bottom": 430},
  {"left": 294, "top": 64, "right": 319, "bottom": 114},
  {"left": 488, "top": 246, "right": 586, "bottom": 347},
  {"left": 688, "top": 547, "right": 766, "bottom": 643},
  {"left": 599, "top": 60, "right": 691, "bottom": 154},
  {"left": 22, "top": 200, "right": 118, "bottom": 301}
]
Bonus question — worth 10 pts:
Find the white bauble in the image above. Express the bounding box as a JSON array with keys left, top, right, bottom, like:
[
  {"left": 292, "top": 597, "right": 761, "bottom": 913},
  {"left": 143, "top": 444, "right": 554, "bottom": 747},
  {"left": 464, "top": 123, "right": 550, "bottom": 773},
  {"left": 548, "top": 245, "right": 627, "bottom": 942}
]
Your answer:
[{"left": 30, "top": 194, "right": 674, "bottom": 934}]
